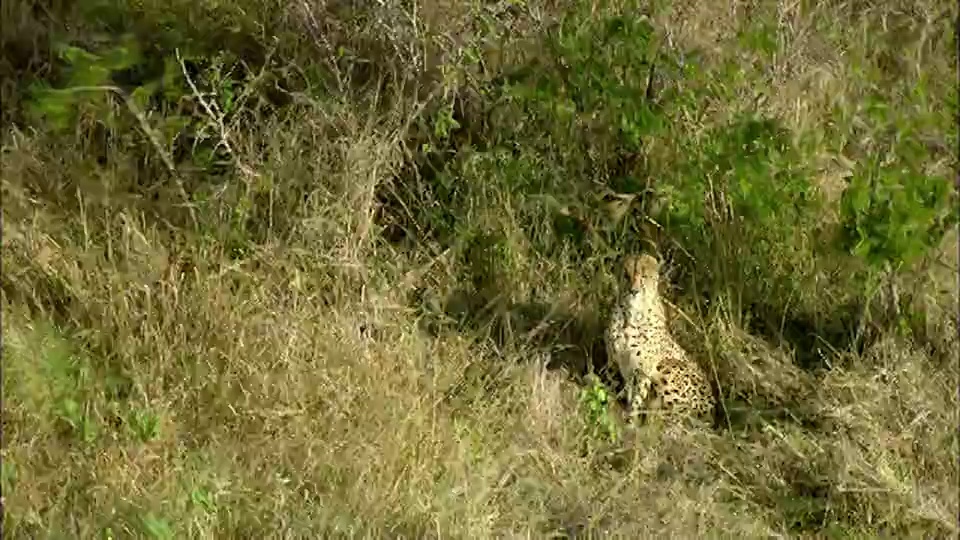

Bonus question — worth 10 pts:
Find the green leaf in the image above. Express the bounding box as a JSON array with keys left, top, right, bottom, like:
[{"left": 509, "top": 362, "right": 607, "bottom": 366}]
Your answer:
[
  {"left": 101, "top": 36, "right": 142, "bottom": 70},
  {"left": 131, "top": 81, "right": 159, "bottom": 111},
  {"left": 58, "top": 45, "right": 101, "bottom": 67}
]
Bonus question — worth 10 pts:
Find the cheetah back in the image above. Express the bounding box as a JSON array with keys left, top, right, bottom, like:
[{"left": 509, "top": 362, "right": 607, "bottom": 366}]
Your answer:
[{"left": 654, "top": 351, "right": 715, "bottom": 419}]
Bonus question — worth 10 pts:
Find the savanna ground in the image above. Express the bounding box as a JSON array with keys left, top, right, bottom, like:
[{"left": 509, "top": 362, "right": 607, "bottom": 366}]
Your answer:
[{"left": 2, "top": 0, "right": 958, "bottom": 537}]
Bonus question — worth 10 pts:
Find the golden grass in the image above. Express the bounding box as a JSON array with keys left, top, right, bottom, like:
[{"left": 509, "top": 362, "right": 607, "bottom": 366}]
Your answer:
[{"left": 2, "top": 0, "right": 957, "bottom": 537}]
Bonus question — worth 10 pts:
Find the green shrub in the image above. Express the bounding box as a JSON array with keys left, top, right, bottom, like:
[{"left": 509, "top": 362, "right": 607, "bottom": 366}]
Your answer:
[
  {"left": 396, "top": 2, "right": 831, "bottom": 337},
  {"left": 838, "top": 95, "right": 957, "bottom": 270}
]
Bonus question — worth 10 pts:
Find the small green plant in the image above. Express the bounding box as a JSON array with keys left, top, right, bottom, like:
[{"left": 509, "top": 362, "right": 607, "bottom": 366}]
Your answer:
[
  {"left": 3, "top": 320, "right": 105, "bottom": 444},
  {"left": 128, "top": 408, "right": 162, "bottom": 443},
  {"left": 190, "top": 487, "right": 217, "bottom": 514},
  {"left": 140, "top": 513, "right": 174, "bottom": 539},
  {"left": 578, "top": 374, "right": 621, "bottom": 444},
  {"left": 55, "top": 397, "right": 99, "bottom": 444},
  {"left": 432, "top": 102, "right": 461, "bottom": 141}
]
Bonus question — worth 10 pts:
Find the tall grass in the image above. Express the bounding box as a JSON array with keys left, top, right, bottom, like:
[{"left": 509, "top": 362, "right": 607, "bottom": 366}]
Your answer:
[{"left": 2, "top": 0, "right": 957, "bottom": 536}]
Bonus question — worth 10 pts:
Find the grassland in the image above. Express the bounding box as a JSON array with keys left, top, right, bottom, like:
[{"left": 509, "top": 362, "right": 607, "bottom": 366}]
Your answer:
[{"left": 2, "top": 0, "right": 958, "bottom": 537}]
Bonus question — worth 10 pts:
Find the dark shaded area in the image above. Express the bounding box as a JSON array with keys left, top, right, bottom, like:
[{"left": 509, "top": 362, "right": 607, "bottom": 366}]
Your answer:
[
  {"left": 419, "top": 286, "right": 618, "bottom": 389},
  {"left": 374, "top": 7, "right": 669, "bottom": 253},
  {"left": 375, "top": 90, "right": 495, "bottom": 248},
  {"left": 0, "top": 0, "right": 59, "bottom": 127},
  {"left": 745, "top": 300, "right": 872, "bottom": 372},
  {"left": 715, "top": 396, "right": 827, "bottom": 436},
  {"left": 1, "top": 4, "right": 293, "bottom": 249},
  {"left": 2, "top": 0, "right": 461, "bottom": 255}
]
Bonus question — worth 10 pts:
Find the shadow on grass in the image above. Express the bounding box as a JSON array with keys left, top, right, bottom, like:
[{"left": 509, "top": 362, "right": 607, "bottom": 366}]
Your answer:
[
  {"left": 420, "top": 287, "right": 617, "bottom": 385},
  {"left": 745, "top": 299, "right": 873, "bottom": 372}
]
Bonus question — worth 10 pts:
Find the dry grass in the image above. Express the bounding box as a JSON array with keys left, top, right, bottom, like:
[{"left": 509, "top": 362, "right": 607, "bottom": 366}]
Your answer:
[{"left": 2, "top": 0, "right": 958, "bottom": 537}]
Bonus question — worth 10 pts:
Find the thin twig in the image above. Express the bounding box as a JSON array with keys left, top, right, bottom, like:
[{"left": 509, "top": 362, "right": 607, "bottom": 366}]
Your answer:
[
  {"left": 176, "top": 49, "right": 259, "bottom": 182},
  {"left": 176, "top": 50, "right": 233, "bottom": 155}
]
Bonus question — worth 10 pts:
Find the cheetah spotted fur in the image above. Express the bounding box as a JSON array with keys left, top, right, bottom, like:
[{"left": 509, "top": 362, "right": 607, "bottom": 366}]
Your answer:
[{"left": 605, "top": 253, "right": 715, "bottom": 425}]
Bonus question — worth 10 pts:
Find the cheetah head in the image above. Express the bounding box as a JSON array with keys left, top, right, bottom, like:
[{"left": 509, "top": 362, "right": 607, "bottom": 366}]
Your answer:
[{"left": 622, "top": 253, "right": 660, "bottom": 291}]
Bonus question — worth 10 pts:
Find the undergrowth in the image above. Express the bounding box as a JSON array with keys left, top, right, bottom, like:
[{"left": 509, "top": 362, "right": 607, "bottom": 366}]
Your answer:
[{"left": 2, "top": 0, "right": 957, "bottom": 537}]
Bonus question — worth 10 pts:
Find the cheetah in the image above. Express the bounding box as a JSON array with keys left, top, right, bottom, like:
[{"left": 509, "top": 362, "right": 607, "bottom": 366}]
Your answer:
[{"left": 604, "top": 253, "right": 715, "bottom": 425}]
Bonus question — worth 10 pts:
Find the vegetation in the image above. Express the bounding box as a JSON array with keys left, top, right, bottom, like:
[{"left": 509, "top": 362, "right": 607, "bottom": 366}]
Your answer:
[{"left": 2, "top": 0, "right": 957, "bottom": 536}]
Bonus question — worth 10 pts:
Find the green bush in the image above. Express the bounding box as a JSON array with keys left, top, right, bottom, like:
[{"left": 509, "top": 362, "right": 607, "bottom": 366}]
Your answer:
[
  {"left": 396, "top": 2, "right": 831, "bottom": 335},
  {"left": 838, "top": 95, "right": 957, "bottom": 270}
]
